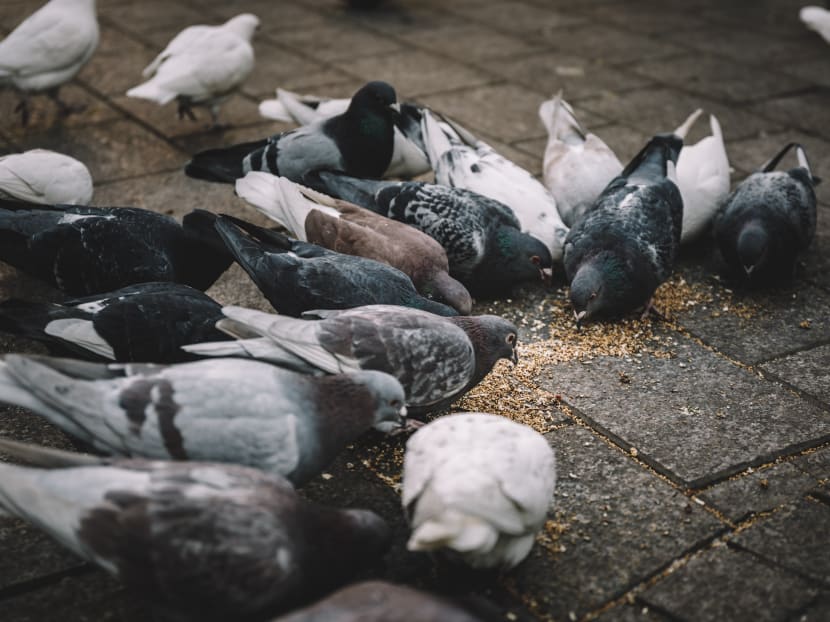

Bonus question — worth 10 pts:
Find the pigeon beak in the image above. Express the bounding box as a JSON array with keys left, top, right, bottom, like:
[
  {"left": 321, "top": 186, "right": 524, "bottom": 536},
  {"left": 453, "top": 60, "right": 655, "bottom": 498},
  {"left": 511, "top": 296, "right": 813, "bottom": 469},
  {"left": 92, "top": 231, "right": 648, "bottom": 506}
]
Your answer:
[
  {"left": 743, "top": 264, "right": 755, "bottom": 276},
  {"left": 389, "top": 102, "right": 401, "bottom": 113},
  {"left": 511, "top": 348, "right": 519, "bottom": 366},
  {"left": 541, "top": 267, "right": 553, "bottom": 285},
  {"left": 574, "top": 310, "right": 587, "bottom": 329}
]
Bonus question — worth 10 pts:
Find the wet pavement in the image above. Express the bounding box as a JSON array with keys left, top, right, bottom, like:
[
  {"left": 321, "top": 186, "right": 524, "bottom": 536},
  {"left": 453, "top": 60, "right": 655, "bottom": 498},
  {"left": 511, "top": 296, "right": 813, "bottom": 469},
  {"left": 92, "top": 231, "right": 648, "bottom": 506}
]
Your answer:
[{"left": 0, "top": 0, "right": 828, "bottom": 620}]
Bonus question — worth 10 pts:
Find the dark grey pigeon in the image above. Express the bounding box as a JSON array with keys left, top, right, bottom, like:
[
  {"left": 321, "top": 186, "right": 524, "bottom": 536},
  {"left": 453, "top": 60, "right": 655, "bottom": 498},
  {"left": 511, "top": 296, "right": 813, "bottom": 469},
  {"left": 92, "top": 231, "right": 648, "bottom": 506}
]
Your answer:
[
  {"left": 273, "top": 581, "right": 483, "bottom": 622},
  {"left": 184, "top": 81, "right": 399, "bottom": 184},
  {"left": 0, "top": 354, "right": 406, "bottom": 485},
  {"left": 0, "top": 282, "right": 226, "bottom": 363},
  {"left": 714, "top": 142, "right": 818, "bottom": 285},
  {"left": 0, "top": 438, "right": 391, "bottom": 621},
  {"left": 211, "top": 212, "right": 458, "bottom": 317},
  {"left": 308, "top": 171, "right": 552, "bottom": 297},
  {"left": 184, "top": 305, "right": 519, "bottom": 416},
  {"left": 563, "top": 133, "right": 684, "bottom": 325},
  {"left": 0, "top": 200, "right": 232, "bottom": 295}
]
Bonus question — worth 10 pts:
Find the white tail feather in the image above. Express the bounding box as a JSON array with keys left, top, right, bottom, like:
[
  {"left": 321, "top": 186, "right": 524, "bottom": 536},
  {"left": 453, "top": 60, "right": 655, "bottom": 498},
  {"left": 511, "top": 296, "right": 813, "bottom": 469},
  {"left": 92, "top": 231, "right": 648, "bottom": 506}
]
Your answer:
[
  {"left": 258, "top": 98, "right": 293, "bottom": 122},
  {"left": 126, "top": 81, "right": 177, "bottom": 105},
  {"left": 44, "top": 319, "right": 115, "bottom": 360},
  {"left": 674, "top": 108, "right": 704, "bottom": 140},
  {"left": 420, "top": 109, "right": 456, "bottom": 167}
]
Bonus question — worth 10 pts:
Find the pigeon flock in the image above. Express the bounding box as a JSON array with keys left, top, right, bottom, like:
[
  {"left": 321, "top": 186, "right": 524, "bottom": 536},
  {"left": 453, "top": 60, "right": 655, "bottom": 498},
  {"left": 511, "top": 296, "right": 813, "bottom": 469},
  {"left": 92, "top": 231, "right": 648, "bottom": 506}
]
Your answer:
[{"left": 0, "top": 1, "right": 824, "bottom": 620}]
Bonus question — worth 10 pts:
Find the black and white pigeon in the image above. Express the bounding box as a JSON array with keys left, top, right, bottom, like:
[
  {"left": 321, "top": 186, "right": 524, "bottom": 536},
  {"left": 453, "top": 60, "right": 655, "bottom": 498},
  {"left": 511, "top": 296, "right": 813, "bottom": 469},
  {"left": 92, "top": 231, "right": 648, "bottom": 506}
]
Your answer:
[
  {"left": 184, "top": 304, "right": 519, "bottom": 416},
  {"left": 0, "top": 200, "right": 233, "bottom": 295},
  {"left": 0, "top": 282, "right": 226, "bottom": 362},
  {"left": 211, "top": 212, "right": 459, "bottom": 317},
  {"left": 185, "top": 81, "right": 400, "bottom": 184},
  {"left": 563, "top": 133, "right": 684, "bottom": 325},
  {"left": 713, "top": 142, "right": 818, "bottom": 285},
  {"left": 259, "top": 88, "right": 430, "bottom": 179},
  {"left": 273, "top": 581, "right": 483, "bottom": 622},
  {"left": 0, "top": 354, "right": 406, "bottom": 485},
  {"left": 309, "top": 172, "right": 553, "bottom": 297},
  {"left": 0, "top": 438, "right": 392, "bottom": 620},
  {"left": 402, "top": 413, "right": 556, "bottom": 570}
]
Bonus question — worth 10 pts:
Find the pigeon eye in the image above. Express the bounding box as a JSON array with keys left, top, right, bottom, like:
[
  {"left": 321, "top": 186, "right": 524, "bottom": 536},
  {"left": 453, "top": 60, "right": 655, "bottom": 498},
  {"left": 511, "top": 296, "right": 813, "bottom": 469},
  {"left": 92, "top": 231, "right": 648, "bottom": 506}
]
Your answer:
[
  {"left": 588, "top": 292, "right": 598, "bottom": 301},
  {"left": 390, "top": 399, "right": 402, "bottom": 409},
  {"left": 506, "top": 333, "right": 516, "bottom": 345},
  {"left": 531, "top": 255, "right": 541, "bottom": 266}
]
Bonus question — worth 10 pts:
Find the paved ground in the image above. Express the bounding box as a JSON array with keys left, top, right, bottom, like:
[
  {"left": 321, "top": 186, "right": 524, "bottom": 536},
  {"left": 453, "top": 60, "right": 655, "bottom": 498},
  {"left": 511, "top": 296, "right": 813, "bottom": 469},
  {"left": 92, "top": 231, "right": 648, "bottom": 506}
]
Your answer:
[{"left": 0, "top": 0, "right": 829, "bottom": 620}]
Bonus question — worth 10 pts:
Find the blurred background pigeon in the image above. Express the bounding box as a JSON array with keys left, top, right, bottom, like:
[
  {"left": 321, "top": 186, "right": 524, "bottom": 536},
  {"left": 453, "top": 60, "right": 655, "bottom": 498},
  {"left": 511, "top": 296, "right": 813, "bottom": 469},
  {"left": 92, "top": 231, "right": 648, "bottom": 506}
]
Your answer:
[{"left": 0, "top": 150, "right": 93, "bottom": 205}]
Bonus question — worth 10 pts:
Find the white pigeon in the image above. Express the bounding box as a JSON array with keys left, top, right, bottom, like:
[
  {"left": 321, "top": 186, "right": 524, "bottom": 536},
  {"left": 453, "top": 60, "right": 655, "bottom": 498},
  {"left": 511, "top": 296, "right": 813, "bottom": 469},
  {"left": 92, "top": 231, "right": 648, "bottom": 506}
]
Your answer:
[
  {"left": 420, "top": 109, "right": 569, "bottom": 264},
  {"left": 259, "top": 88, "right": 431, "bottom": 179},
  {"left": 800, "top": 6, "right": 830, "bottom": 44},
  {"left": 0, "top": 149, "right": 93, "bottom": 205},
  {"left": 673, "top": 109, "right": 731, "bottom": 243},
  {"left": 126, "top": 13, "right": 259, "bottom": 126},
  {"left": 402, "top": 412, "right": 556, "bottom": 569},
  {"left": 539, "top": 92, "right": 623, "bottom": 228},
  {"left": 0, "top": 0, "right": 99, "bottom": 125}
]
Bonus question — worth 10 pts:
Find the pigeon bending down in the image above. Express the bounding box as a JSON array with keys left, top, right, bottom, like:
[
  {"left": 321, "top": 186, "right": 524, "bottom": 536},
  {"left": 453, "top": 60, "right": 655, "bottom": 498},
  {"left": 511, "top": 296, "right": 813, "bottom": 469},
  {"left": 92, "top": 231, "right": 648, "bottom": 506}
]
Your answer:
[
  {"left": 713, "top": 142, "right": 818, "bottom": 285},
  {"left": 0, "top": 354, "right": 406, "bottom": 485},
  {"left": 564, "top": 133, "right": 684, "bottom": 324},
  {"left": 402, "top": 413, "right": 556, "bottom": 569},
  {"left": 0, "top": 201, "right": 233, "bottom": 295},
  {"left": 0, "top": 0, "right": 99, "bottom": 125},
  {"left": 184, "top": 304, "right": 519, "bottom": 416},
  {"left": 259, "top": 88, "right": 430, "bottom": 179},
  {"left": 539, "top": 92, "right": 623, "bottom": 228},
  {"left": 235, "top": 173, "right": 472, "bottom": 314},
  {"left": 309, "top": 171, "right": 552, "bottom": 297},
  {"left": 0, "top": 282, "right": 226, "bottom": 363},
  {"left": 185, "top": 81, "right": 400, "bottom": 183},
  {"left": 800, "top": 6, "right": 830, "bottom": 44},
  {"left": 672, "top": 109, "right": 730, "bottom": 243},
  {"left": 420, "top": 109, "right": 569, "bottom": 263},
  {"left": 272, "top": 580, "right": 483, "bottom": 622},
  {"left": 210, "top": 213, "right": 458, "bottom": 317},
  {"left": 0, "top": 438, "right": 391, "bottom": 620},
  {"left": 0, "top": 150, "right": 93, "bottom": 205},
  {"left": 126, "top": 14, "right": 259, "bottom": 126}
]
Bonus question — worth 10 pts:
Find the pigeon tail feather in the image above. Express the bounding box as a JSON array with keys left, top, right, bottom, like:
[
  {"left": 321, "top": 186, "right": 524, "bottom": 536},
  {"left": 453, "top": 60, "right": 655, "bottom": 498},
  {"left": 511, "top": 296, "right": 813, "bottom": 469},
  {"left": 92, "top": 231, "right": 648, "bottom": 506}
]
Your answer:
[
  {"left": 126, "top": 81, "right": 178, "bottom": 106},
  {"left": 408, "top": 511, "right": 499, "bottom": 554},
  {"left": 673, "top": 108, "right": 703, "bottom": 140},
  {"left": 420, "top": 110, "right": 455, "bottom": 167},
  {"left": 0, "top": 436, "right": 103, "bottom": 469},
  {"left": 185, "top": 139, "right": 269, "bottom": 183}
]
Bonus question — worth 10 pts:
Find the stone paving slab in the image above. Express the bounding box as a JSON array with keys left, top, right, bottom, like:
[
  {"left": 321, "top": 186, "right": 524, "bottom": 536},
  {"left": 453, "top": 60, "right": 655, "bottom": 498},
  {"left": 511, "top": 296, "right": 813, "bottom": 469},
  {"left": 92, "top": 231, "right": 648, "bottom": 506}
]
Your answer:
[
  {"left": 749, "top": 92, "right": 830, "bottom": 143},
  {"left": 640, "top": 543, "right": 821, "bottom": 622},
  {"left": 761, "top": 345, "right": 830, "bottom": 406},
  {"left": 793, "top": 446, "right": 830, "bottom": 483},
  {"left": 76, "top": 26, "right": 153, "bottom": 98}
]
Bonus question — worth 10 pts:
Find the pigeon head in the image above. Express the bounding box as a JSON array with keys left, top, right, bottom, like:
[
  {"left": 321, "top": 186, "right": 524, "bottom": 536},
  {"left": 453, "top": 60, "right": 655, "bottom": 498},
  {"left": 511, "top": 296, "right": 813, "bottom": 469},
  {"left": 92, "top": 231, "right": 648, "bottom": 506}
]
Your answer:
[
  {"left": 452, "top": 315, "right": 519, "bottom": 383},
  {"left": 569, "top": 253, "right": 629, "bottom": 326},
  {"left": 349, "top": 81, "right": 399, "bottom": 120},
  {"left": 736, "top": 220, "right": 770, "bottom": 277},
  {"left": 472, "top": 227, "right": 552, "bottom": 295},
  {"left": 348, "top": 369, "right": 408, "bottom": 429},
  {"left": 224, "top": 13, "right": 260, "bottom": 40}
]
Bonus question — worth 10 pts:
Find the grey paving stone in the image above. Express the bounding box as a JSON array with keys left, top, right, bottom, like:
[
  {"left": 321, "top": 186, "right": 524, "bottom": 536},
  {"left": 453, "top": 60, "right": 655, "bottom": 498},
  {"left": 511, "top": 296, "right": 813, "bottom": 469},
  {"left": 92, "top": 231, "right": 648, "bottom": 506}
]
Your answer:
[
  {"left": 99, "top": 1, "right": 207, "bottom": 41},
  {"left": 795, "top": 593, "right": 830, "bottom": 622},
  {"left": 678, "top": 284, "right": 830, "bottom": 366},
  {"left": 778, "top": 55, "right": 830, "bottom": 90},
  {"left": 750, "top": 92, "right": 830, "bottom": 143},
  {"left": 445, "top": 1, "right": 587, "bottom": 42},
  {"left": 333, "top": 49, "right": 495, "bottom": 100},
  {"left": 641, "top": 544, "right": 820, "bottom": 621},
  {"left": 731, "top": 498, "right": 830, "bottom": 585},
  {"left": 506, "top": 425, "right": 723, "bottom": 620},
  {"left": 580, "top": 2, "right": 711, "bottom": 35},
  {"left": 592, "top": 603, "right": 675, "bottom": 622},
  {"left": 76, "top": 26, "right": 153, "bottom": 98},
  {"left": 396, "top": 23, "right": 545, "bottom": 63},
  {"left": 201, "top": 0, "right": 328, "bottom": 35},
  {"left": 543, "top": 330, "right": 830, "bottom": 488},
  {"left": 275, "top": 20, "right": 403, "bottom": 64},
  {"left": 697, "top": 1, "right": 814, "bottom": 39},
  {"left": 761, "top": 345, "right": 830, "bottom": 405},
  {"left": 699, "top": 462, "right": 820, "bottom": 523},
  {"left": 585, "top": 122, "right": 650, "bottom": 162},
  {"left": 171, "top": 120, "right": 290, "bottom": 155},
  {"left": 792, "top": 446, "right": 830, "bottom": 483}
]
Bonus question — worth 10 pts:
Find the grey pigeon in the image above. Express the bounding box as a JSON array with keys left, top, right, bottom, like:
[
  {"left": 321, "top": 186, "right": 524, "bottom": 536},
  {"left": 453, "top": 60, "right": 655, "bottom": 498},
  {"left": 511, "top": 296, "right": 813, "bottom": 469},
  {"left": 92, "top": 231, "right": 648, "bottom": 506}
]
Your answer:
[
  {"left": 273, "top": 581, "right": 483, "bottom": 622},
  {"left": 0, "top": 282, "right": 226, "bottom": 363},
  {"left": 0, "top": 353, "right": 406, "bottom": 485},
  {"left": 309, "top": 171, "right": 552, "bottom": 297},
  {"left": 212, "top": 212, "right": 459, "bottom": 317},
  {"left": 402, "top": 413, "right": 556, "bottom": 569},
  {"left": 184, "top": 305, "right": 519, "bottom": 416},
  {"left": 185, "top": 81, "right": 399, "bottom": 183},
  {"left": 713, "top": 142, "right": 818, "bottom": 285},
  {"left": 563, "top": 133, "right": 684, "bottom": 325},
  {"left": 0, "top": 437, "right": 391, "bottom": 620}
]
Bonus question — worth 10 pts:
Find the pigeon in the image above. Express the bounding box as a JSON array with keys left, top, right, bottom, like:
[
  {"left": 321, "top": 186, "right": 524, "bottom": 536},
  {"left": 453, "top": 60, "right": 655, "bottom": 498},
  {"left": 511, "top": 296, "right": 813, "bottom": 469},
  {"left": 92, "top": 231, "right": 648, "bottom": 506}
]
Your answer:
[
  {"left": 0, "top": 353, "right": 406, "bottom": 485},
  {"left": 563, "top": 133, "right": 684, "bottom": 325},
  {"left": 0, "top": 201, "right": 233, "bottom": 295},
  {"left": 800, "top": 6, "right": 830, "bottom": 44},
  {"left": 539, "top": 92, "right": 623, "bottom": 228},
  {"left": 0, "top": 282, "right": 226, "bottom": 363},
  {"left": 183, "top": 304, "right": 519, "bottom": 416},
  {"left": 0, "top": 437, "right": 392, "bottom": 620},
  {"left": 713, "top": 142, "right": 818, "bottom": 285},
  {"left": 273, "top": 581, "right": 483, "bottom": 622},
  {"left": 402, "top": 413, "right": 556, "bottom": 569},
  {"left": 420, "top": 109, "right": 569, "bottom": 263},
  {"left": 0, "top": 0, "right": 99, "bottom": 125},
  {"left": 672, "top": 109, "right": 730, "bottom": 243},
  {"left": 211, "top": 212, "right": 459, "bottom": 317},
  {"left": 309, "top": 172, "right": 552, "bottom": 297},
  {"left": 259, "top": 88, "right": 430, "bottom": 179},
  {"left": 185, "top": 81, "right": 400, "bottom": 183},
  {"left": 235, "top": 173, "right": 473, "bottom": 314},
  {"left": 126, "top": 14, "right": 259, "bottom": 126},
  {"left": 0, "top": 150, "right": 93, "bottom": 205}
]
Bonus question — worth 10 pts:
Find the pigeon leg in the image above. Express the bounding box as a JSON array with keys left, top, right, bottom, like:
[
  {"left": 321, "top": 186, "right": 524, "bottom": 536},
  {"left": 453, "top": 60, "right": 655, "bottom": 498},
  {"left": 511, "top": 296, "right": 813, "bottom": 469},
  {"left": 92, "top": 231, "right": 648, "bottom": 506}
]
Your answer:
[
  {"left": 640, "top": 298, "right": 666, "bottom": 322},
  {"left": 13, "top": 95, "right": 30, "bottom": 127},
  {"left": 177, "top": 99, "right": 198, "bottom": 122},
  {"left": 48, "top": 88, "right": 86, "bottom": 117}
]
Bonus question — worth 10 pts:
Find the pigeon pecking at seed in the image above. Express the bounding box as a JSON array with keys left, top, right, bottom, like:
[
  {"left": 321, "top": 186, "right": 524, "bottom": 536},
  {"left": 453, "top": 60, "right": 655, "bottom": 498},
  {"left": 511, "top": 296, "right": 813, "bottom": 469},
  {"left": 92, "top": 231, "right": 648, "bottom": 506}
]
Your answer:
[{"left": 0, "top": 150, "right": 93, "bottom": 205}]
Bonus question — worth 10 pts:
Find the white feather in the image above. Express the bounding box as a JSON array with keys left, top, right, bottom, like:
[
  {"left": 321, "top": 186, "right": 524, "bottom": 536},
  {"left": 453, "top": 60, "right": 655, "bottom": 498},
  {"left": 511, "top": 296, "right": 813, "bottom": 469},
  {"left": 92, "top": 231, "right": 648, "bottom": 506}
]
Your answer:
[
  {"left": 0, "top": 149, "right": 93, "bottom": 205},
  {"left": 800, "top": 6, "right": 830, "bottom": 44},
  {"left": 43, "top": 318, "right": 115, "bottom": 359}
]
